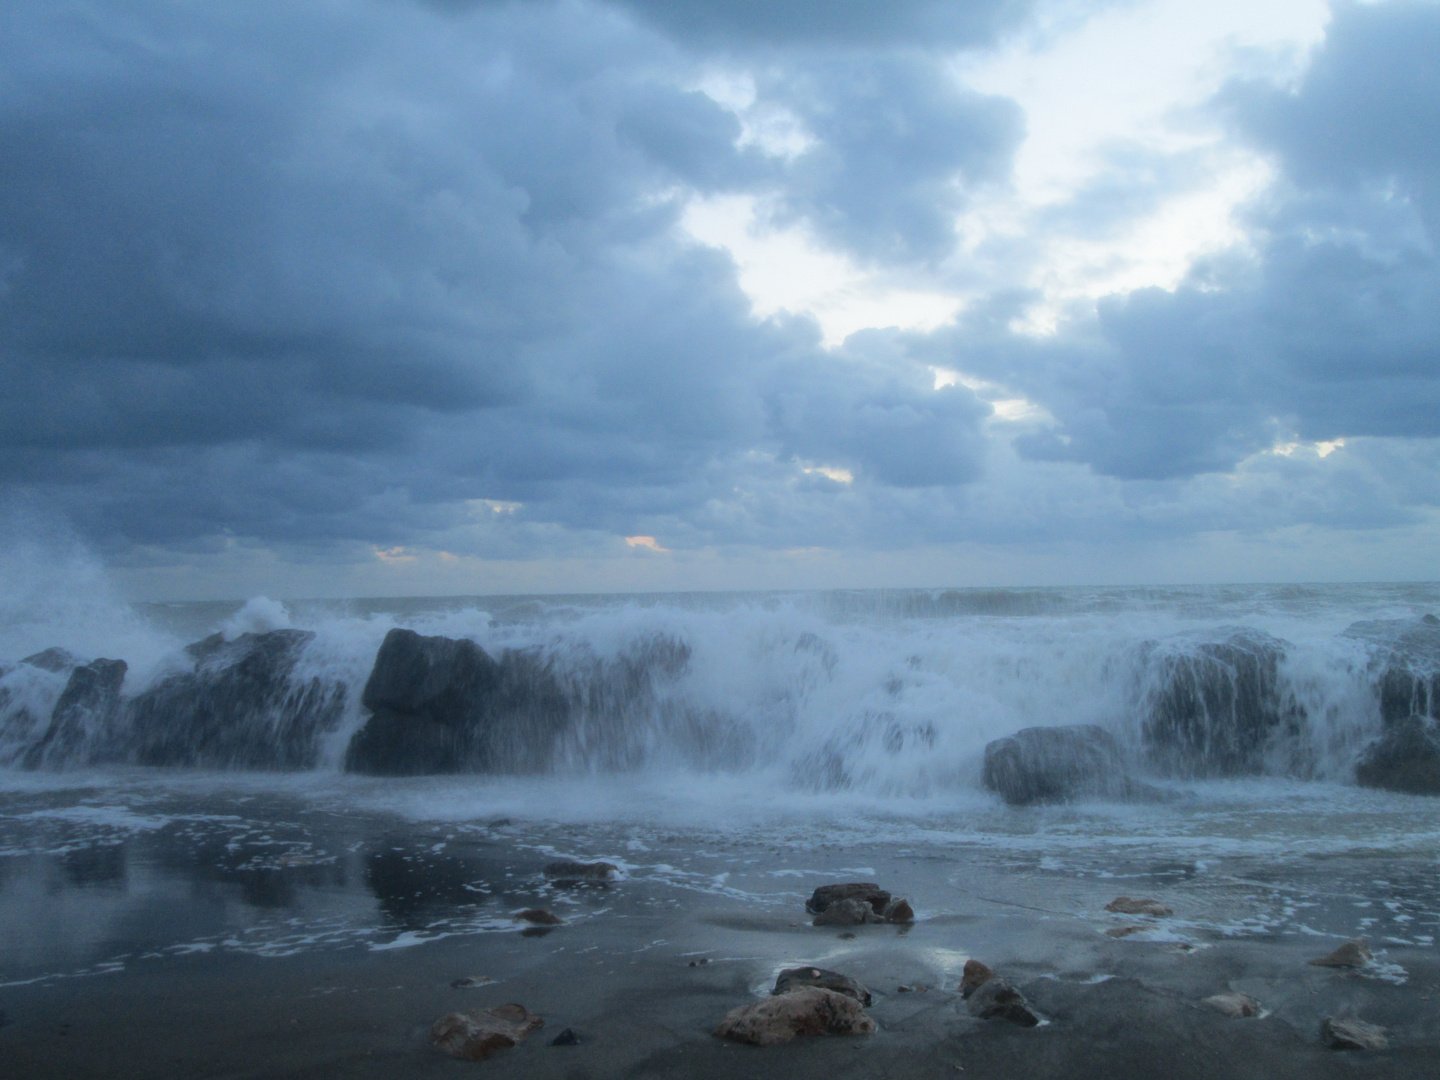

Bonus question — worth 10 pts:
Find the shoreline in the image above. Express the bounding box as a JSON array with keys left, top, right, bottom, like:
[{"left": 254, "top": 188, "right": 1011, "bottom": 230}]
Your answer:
[{"left": 4, "top": 857, "right": 1437, "bottom": 1078}]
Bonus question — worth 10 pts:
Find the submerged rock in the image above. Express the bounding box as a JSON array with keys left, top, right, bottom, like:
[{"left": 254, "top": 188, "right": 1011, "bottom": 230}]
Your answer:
[
  {"left": 805, "top": 882, "right": 890, "bottom": 915},
  {"left": 881, "top": 897, "right": 915, "bottom": 923},
  {"left": 1309, "top": 939, "right": 1372, "bottom": 968},
  {"left": 1105, "top": 897, "right": 1173, "bottom": 917},
  {"left": 967, "top": 976, "right": 1041, "bottom": 1027},
  {"left": 960, "top": 959, "right": 995, "bottom": 999},
  {"left": 714, "top": 986, "right": 876, "bottom": 1046},
  {"left": 544, "top": 860, "right": 618, "bottom": 884},
  {"left": 1320, "top": 1016, "right": 1388, "bottom": 1051},
  {"left": 982, "top": 724, "right": 1165, "bottom": 805},
  {"left": 813, "top": 898, "right": 883, "bottom": 927},
  {"left": 772, "top": 966, "right": 872, "bottom": 1006},
  {"left": 959, "top": 958, "right": 1041, "bottom": 1026},
  {"left": 1135, "top": 628, "right": 1306, "bottom": 777},
  {"left": 430, "top": 1003, "right": 544, "bottom": 1061},
  {"left": 1201, "top": 992, "right": 1262, "bottom": 1018},
  {"left": 1355, "top": 715, "right": 1440, "bottom": 795},
  {"left": 515, "top": 908, "right": 562, "bottom": 926}
]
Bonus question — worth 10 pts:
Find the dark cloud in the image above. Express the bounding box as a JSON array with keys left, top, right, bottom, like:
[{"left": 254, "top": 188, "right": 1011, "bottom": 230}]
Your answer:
[
  {"left": 756, "top": 56, "right": 1022, "bottom": 264},
  {"left": 610, "top": 0, "right": 1031, "bottom": 50},
  {"left": 0, "top": 0, "right": 996, "bottom": 566}
]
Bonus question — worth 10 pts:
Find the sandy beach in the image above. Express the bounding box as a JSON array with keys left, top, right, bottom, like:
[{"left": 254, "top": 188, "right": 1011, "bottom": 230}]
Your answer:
[{"left": 3, "top": 781, "right": 1437, "bottom": 1079}]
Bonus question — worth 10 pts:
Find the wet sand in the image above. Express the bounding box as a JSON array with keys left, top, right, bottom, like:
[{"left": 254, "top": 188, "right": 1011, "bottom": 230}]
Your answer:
[{"left": 4, "top": 845, "right": 1438, "bottom": 1079}]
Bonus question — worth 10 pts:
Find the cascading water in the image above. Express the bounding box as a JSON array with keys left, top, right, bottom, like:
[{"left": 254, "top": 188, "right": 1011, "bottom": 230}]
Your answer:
[{"left": 3, "top": 582, "right": 1436, "bottom": 798}]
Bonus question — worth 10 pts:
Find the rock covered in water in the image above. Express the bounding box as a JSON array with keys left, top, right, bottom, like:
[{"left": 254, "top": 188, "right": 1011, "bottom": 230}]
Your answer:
[
  {"left": 21, "top": 657, "right": 126, "bottom": 768},
  {"left": 881, "top": 897, "right": 915, "bottom": 923},
  {"left": 959, "top": 958, "right": 1041, "bottom": 1026},
  {"left": 806, "top": 882, "right": 890, "bottom": 915},
  {"left": 1355, "top": 714, "right": 1440, "bottom": 795},
  {"left": 1344, "top": 614, "right": 1440, "bottom": 725},
  {"left": 544, "top": 860, "right": 618, "bottom": 884},
  {"left": 966, "top": 977, "right": 1040, "bottom": 1026},
  {"left": 123, "top": 630, "right": 345, "bottom": 769},
  {"left": 714, "top": 986, "right": 876, "bottom": 1045},
  {"left": 345, "top": 628, "right": 569, "bottom": 775},
  {"left": 1105, "top": 896, "right": 1173, "bottom": 917},
  {"left": 1135, "top": 628, "right": 1306, "bottom": 777},
  {"left": 430, "top": 1003, "right": 543, "bottom": 1060},
  {"left": 515, "top": 908, "right": 562, "bottom": 925},
  {"left": 19, "top": 647, "right": 79, "bottom": 673},
  {"left": 982, "top": 724, "right": 1165, "bottom": 805},
  {"left": 1320, "top": 1016, "right": 1388, "bottom": 1050},
  {"left": 772, "top": 966, "right": 872, "bottom": 1006},
  {"left": 1309, "top": 939, "right": 1372, "bottom": 968},
  {"left": 960, "top": 959, "right": 995, "bottom": 999},
  {"left": 814, "top": 898, "right": 883, "bottom": 927},
  {"left": 1201, "top": 991, "right": 1262, "bottom": 1018}
]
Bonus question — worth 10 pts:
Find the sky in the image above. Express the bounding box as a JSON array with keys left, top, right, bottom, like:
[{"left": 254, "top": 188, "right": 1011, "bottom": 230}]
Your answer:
[{"left": 1, "top": 0, "right": 1437, "bottom": 600}]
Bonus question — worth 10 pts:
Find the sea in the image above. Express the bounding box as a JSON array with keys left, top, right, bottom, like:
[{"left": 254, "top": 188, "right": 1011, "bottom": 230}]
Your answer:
[{"left": 1, "top": 582, "right": 1437, "bottom": 991}]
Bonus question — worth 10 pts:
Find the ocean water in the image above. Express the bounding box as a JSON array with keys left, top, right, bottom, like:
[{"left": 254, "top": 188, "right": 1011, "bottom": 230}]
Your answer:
[{"left": 1, "top": 582, "right": 1437, "bottom": 988}]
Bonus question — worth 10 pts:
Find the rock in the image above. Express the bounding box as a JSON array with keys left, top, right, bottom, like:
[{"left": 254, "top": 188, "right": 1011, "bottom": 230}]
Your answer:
[
  {"left": 982, "top": 724, "right": 1167, "bottom": 805},
  {"left": 1344, "top": 615, "right": 1440, "bottom": 725},
  {"left": 805, "top": 882, "right": 890, "bottom": 915},
  {"left": 123, "top": 630, "right": 345, "bottom": 768},
  {"left": 450, "top": 975, "right": 494, "bottom": 989},
  {"left": 347, "top": 628, "right": 685, "bottom": 776},
  {"left": 1105, "top": 897, "right": 1173, "bottom": 917},
  {"left": 966, "top": 977, "right": 1040, "bottom": 1027},
  {"left": 430, "top": 1003, "right": 544, "bottom": 1061},
  {"left": 348, "top": 628, "right": 576, "bottom": 776},
  {"left": 515, "top": 908, "right": 562, "bottom": 925},
  {"left": 1201, "top": 992, "right": 1262, "bottom": 1018},
  {"left": 714, "top": 986, "right": 877, "bottom": 1046},
  {"left": 813, "top": 897, "right": 883, "bottom": 927},
  {"left": 1106, "top": 925, "right": 1146, "bottom": 938},
  {"left": 882, "top": 897, "right": 915, "bottom": 923},
  {"left": 544, "top": 860, "right": 618, "bottom": 884},
  {"left": 550, "top": 1027, "right": 581, "bottom": 1046},
  {"left": 960, "top": 959, "right": 995, "bottom": 999},
  {"left": 1309, "top": 939, "right": 1372, "bottom": 968},
  {"left": 20, "top": 647, "right": 78, "bottom": 673},
  {"left": 1355, "top": 715, "right": 1440, "bottom": 795},
  {"left": 22, "top": 658, "right": 128, "bottom": 768},
  {"left": 1320, "top": 1016, "right": 1388, "bottom": 1050},
  {"left": 1136, "top": 628, "right": 1306, "bottom": 777},
  {"left": 772, "top": 966, "right": 872, "bottom": 1006}
]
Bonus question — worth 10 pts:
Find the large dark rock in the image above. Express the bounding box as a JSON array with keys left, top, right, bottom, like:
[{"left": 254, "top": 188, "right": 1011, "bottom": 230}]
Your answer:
[
  {"left": 22, "top": 658, "right": 128, "bottom": 768},
  {"left": 345, "top": 628, "right": 568, "bottom": 775},
  {"left": 122, "top": 630, "right": 345, "bottom": 768},
  {"left": 1344, "top": 614, "right": 1440, "bottom": 725},
  {"left": 982, "top": 724, "right": 1163, "bottom": 805},
  {"left": 1354, "top": 715, "right": 1440, "bottom": 795},
  {"left": 1135, "top": 628, "right": 1306, "bottom": 776},
  {"left": 806, "top": 882, "right": 891, "bottom": 915}
]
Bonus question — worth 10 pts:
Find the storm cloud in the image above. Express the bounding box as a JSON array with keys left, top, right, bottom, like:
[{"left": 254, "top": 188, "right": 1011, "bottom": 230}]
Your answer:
[{"left": 0, "top": 0, "right": 1436, "bottom": 593}]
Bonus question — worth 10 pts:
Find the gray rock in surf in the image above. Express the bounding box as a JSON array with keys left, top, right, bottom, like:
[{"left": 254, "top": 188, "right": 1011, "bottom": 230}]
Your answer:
[
  {"left": 1320, "top": 1016, "right": 1388, "bottom": 1051},
  {"left": 1135, "top": 627, "right": 1306, "bottom": 777},
  {"left": 1355, "top": 714, "right": 1440, "bottom": 795},
  {"left": 982, "top": 724, "right": 1165, "bottom": 805}
]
